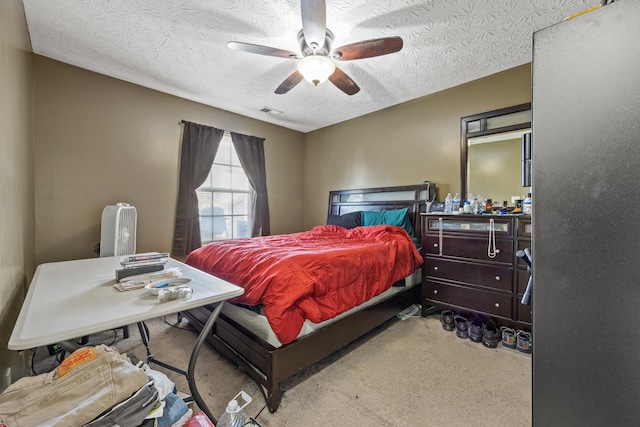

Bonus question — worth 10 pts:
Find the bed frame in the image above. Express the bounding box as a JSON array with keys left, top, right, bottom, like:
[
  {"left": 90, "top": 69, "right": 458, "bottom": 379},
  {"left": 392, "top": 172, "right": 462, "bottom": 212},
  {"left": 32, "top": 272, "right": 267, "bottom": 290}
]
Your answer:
[{"left": 179, "top": 183, "right": 435, "bottom": 412}]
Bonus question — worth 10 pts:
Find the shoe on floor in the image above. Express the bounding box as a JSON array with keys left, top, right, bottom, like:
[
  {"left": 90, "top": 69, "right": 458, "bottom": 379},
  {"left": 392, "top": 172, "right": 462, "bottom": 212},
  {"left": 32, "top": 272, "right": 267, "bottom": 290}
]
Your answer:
[
  {"left": 482, "top": 320, "right": 501, "bottom": 348},
  {"left": 454, "top": 315, "right": 468, "bottom": 339},
  {"left": 469, "top": 317, "right": 484, "bottom": 343},
  {"left": 500, "top": 326, "right": 517, "bottom": 349},
  {"left": 440, "top": 310, "right": 455, "bottom": 331},
  {"left": 516, "top": 330, "right": 532, "bottom": 354}
]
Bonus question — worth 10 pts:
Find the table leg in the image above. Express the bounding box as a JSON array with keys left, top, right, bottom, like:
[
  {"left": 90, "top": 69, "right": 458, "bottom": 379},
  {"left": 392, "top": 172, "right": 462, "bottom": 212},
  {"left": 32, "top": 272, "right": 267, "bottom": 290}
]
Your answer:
[
  {"left": 188, "top": 301, "right": 225, "bottom": 425},
  {"left": 137, "top": 322, "right": 188, "bottom": 378}
]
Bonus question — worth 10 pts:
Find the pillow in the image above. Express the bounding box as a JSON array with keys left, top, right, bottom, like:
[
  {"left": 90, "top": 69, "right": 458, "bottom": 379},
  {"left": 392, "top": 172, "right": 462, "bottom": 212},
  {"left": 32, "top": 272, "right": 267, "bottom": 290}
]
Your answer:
[
  {"left": 362, "top": 208, "right": 418, "bottom": 245},
  {"left": 327, "top": 211, "right": 362, "bottom": 229}
]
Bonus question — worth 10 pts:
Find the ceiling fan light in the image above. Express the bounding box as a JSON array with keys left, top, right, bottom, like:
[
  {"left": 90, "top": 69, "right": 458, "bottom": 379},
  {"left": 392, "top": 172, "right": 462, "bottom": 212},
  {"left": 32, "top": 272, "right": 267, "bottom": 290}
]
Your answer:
[{"left": 297, "top": 55, "right": 335, "bottom": 86}]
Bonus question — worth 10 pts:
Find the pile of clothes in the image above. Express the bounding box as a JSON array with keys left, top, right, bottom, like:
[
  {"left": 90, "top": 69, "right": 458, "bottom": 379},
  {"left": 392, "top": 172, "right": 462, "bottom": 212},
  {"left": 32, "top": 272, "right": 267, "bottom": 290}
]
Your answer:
[{"left": 0, "top": 345, "right": 198, "bottom": 427}]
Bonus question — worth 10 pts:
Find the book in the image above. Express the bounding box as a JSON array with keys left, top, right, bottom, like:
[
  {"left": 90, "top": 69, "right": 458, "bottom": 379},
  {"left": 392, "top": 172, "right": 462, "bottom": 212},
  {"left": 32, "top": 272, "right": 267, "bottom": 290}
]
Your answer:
[
  {"left": 115, "top": 264, "right": 164, "bottom": 281},
  {"left": 122, "top": 252, "right": 170, "bottom": 263},
  {"left": 120, "top": 258, "right": 169, "bottom": 269}
]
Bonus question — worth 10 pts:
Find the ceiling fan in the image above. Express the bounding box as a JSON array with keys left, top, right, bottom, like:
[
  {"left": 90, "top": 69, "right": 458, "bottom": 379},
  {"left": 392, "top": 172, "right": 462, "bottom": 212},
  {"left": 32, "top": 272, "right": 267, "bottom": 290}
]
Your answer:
[{"left": 227, "top": 0, "right": 403, "bottom": 95}]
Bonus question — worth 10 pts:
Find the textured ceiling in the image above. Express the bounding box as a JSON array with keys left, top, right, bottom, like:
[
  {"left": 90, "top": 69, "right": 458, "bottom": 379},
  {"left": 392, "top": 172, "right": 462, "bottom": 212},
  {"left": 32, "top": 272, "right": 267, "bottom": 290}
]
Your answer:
[{"left": 22, "top": 0, "right": 594, "bottom": 133}]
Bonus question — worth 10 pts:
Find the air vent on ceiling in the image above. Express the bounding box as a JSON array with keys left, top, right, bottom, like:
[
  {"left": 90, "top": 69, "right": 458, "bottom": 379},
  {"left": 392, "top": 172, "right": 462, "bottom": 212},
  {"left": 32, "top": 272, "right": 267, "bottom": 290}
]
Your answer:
[{"left": 260, "top": 106, "right": 283, "bottom": 115}]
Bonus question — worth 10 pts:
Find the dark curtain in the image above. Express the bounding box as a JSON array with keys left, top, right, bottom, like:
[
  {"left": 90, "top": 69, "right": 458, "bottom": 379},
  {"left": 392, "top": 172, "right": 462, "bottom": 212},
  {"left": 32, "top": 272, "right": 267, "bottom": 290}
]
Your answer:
[
  {"left": 230, "top": 132, "right": 271, "bottom": 237},
  {"left": 172, "top": 122, "right": 224, "bottom": 256}
]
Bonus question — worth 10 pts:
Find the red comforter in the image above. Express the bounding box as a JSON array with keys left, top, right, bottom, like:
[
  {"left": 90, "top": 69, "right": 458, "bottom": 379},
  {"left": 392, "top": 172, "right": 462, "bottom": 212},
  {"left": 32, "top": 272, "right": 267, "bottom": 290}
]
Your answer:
[{"left": 186, "top": 224, "right": 423, "bottom": 344}]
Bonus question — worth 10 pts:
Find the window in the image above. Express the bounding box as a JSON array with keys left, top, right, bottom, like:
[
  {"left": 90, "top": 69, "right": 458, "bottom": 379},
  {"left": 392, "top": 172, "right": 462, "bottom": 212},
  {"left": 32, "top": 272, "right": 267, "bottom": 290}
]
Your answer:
[{"left": 197, "top": 133, "right": 253, "bottom": 242}]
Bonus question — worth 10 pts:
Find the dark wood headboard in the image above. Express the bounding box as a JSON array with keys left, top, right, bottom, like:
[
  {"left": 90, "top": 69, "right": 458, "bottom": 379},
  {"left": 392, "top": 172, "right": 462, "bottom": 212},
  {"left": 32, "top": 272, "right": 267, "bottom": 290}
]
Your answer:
[{"left": 328, "top": 184, "right": 436, "bottom": 240}]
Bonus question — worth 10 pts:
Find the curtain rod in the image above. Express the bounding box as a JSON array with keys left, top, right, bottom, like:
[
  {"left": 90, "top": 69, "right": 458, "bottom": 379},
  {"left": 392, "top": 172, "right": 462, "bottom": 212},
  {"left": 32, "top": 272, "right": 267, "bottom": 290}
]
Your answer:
[{"left": 180, "top": 120, "right": 263, "bottom": 141}]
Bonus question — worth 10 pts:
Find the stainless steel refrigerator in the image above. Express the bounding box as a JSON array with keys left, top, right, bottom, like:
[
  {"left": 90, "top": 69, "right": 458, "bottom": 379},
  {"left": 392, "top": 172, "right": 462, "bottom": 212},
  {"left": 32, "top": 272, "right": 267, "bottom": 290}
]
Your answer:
[{"left": 532, "top": 0, "right": 640, "bottom": 424}]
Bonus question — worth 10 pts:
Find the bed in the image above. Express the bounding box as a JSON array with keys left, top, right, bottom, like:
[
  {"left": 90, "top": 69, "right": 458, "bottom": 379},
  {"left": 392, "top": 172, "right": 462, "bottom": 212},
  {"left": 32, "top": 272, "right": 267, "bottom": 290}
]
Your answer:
[{"left": 179, "top": 184, "right": 435, "bottom": 412}]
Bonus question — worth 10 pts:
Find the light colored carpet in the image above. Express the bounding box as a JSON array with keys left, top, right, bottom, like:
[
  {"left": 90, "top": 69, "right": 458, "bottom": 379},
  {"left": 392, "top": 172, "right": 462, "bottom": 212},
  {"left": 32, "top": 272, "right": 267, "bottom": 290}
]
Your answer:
[{"left": 34, "top": 313, "right": 532, "bottom": 426}]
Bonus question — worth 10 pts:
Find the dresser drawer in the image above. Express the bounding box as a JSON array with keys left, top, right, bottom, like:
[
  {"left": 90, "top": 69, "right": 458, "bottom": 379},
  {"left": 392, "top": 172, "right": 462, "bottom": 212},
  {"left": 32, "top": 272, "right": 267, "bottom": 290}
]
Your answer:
[
  {"left": 426, "top": 280, "right": 512, "bottom": 318},
  {"left": 425, "top": 235, "right": 513, "bottom": 263},
  {"left": 517, "top": 217, "right": 532, "bottom": 238},
  {"left": 426, "top": 257, "right": 513, "bottom": 292},
  {"left": 425, "top": 216, "right": 514, "bottom": 237}
]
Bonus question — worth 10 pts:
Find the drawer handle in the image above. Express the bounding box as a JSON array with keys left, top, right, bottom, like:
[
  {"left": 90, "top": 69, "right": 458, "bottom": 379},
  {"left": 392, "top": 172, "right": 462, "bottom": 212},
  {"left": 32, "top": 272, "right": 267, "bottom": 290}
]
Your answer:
[
  {"left": 434, "top": 266, "right": 439, "bottom": 271},
  {"left": 495, "top": 276, "right": 500, "bottom": 281},
  {"left": 495, "top": 302, "right": 500, "bottom": 308},
  {"left": 434, "top": 289, "right": 438, "bottom": 295},
  {"left": 438, "top": 217, "right": 444, "bottom": 256},
  {"left": 433, "top": 243, "right": 438, "bottom": 247}
]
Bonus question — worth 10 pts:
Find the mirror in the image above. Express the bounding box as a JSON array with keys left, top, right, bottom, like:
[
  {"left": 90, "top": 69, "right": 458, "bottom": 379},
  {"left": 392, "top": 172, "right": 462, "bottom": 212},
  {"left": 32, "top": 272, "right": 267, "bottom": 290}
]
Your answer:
[{"left": 460, "top": 103, "right": 531, "bottom": 205}]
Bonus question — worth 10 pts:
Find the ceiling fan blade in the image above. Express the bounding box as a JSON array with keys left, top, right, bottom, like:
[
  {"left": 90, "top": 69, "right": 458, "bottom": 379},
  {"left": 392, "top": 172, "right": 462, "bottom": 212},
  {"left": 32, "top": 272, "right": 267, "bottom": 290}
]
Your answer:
[
  {"left": 301, "top": 0, "right": 326, "bottom": 50},
  {"left": 275, "top": 71, "right": 304, "bottom": 94},
  {"left": 227, "top": 41, "right": 300, "bottom": 59},
  {"left": 333, "top": 36, "right": 403, "bottom": 61},
  {"left": 328, "top": 67, "right": 360, "bottom": 95}
]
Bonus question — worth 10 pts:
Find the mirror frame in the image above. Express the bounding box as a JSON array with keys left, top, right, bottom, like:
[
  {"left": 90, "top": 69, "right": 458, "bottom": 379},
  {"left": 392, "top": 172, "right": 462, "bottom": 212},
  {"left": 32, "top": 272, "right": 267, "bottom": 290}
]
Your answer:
[{"left": 460, "top": 102, "right": 532, "bottom": 202}]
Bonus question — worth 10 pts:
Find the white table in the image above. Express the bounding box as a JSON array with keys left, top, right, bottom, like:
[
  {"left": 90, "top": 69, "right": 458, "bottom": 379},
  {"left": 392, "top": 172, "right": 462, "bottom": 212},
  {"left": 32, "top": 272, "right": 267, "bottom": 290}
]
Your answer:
[{"left": 8, "top": 255, "right": 243, "bottom": 423}]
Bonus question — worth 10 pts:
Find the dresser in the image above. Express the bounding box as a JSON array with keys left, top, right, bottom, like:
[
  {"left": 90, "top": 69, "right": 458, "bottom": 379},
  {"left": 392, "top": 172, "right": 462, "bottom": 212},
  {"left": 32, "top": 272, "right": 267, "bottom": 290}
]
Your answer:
[{"left": 421, "top": 214, "right": 531, "bottom": 331}]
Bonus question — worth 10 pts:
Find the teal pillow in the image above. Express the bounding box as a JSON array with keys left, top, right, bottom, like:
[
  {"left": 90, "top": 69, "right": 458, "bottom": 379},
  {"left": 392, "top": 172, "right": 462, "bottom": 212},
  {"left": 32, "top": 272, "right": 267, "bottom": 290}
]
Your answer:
[{"left": 362, "top": 208, "right": 418, "bottom": 246}]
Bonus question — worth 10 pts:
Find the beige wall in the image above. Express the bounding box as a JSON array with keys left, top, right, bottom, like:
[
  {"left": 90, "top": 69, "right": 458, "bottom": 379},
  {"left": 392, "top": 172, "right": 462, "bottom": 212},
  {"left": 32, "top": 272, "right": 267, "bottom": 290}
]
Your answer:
[
  {"left": 303, "top": 64, "right": 531, "bottom": 229},
  {"left": 0, "top": 0, "right": 35, "bottom": 387},
  {"left": 33, "top": 56, "right": 305, "bottom": 265},
  {"left": 32, "top": 59, "right": 531, "bottom": 264}
]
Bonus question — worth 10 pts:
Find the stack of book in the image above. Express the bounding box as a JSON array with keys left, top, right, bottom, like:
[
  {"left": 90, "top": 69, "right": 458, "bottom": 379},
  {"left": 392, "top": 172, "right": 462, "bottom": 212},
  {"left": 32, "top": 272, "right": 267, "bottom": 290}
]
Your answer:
[
  {"left": 114, "top": 252, "right": 180, "bottom": 290},
  {"left": 120, "top": 252, "right": 169, "bottom": 271}
]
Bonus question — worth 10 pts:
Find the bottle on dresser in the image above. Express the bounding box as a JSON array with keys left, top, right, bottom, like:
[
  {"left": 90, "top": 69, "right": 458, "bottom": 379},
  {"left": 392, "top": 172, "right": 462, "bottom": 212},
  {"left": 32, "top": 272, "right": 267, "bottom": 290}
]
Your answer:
[
  {"left": 452, "top": 193, "right": 461, "bottom": 213},
  {"left": 476, "top": 194, "right": 485, "bottom": 214},
  {"left": 470, "top": 193, "right": 479, "bottom": 214},
  {"left": 444, "top": 193, "right": 453, "bottom": 214},
  {"left": 523, "top": 192, "right": 532, "bottom": 214}
]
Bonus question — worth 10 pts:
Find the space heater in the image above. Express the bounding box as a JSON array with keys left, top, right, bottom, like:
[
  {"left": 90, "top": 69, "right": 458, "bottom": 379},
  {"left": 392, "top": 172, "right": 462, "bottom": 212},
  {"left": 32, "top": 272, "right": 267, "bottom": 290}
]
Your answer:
[{"left": 100, "top": 203, "right": 137, "bottom": 257}]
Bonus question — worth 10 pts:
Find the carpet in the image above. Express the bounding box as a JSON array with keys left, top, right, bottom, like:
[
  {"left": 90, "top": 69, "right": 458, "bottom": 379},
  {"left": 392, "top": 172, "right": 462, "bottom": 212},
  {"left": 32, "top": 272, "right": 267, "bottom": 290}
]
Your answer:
[{"left": 33, "top": 313, "right": 531, "bottom": 426}]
